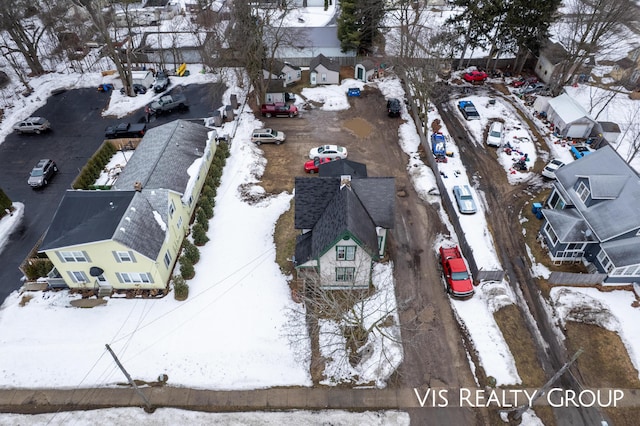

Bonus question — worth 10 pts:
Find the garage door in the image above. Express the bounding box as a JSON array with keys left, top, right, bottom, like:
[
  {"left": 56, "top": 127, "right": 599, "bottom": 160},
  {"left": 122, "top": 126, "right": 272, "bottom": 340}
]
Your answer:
[{"left": 566, "top": 124, "right": 591, "bottom": 139}]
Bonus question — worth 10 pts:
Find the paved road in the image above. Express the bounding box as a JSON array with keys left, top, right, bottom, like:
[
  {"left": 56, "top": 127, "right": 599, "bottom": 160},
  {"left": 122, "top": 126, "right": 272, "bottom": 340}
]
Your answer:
[{"left": 0, "top": 83, "right": 225, "bottom": 303}]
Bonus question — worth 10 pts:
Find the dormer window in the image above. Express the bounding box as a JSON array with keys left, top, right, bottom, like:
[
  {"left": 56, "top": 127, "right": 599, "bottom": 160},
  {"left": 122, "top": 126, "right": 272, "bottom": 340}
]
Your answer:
[{"left": 576, "top": 181, "right": 590, "bottom": 204}]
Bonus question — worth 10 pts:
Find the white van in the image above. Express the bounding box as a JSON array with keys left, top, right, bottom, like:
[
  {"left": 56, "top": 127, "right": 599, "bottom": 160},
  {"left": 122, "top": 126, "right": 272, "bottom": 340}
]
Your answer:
[{"left": 486, "top": 121, "right": 503, "bottom": 147}]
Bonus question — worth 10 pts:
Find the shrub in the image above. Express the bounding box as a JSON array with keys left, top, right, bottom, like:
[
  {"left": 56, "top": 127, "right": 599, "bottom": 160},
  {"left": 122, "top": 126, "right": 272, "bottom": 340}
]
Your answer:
[
  {"left": 198, "top": 197, "right": 213, "bottom": 219},
  {"left": 0, "top": 187, "right": 11, "bottom": 214},
  {"left": 201, "top": 184, "right": 215, "bottom": 199},
  {"left": 179, "top": 257, "right": 195, "bottom": 280},
  {"left": 173, "top": 275, "right": 189, "bottom": 300},
  {"left": 192, "top": 223, "right": 209, "bottom": 246},
  {"left": 22, "top": 258, "right": 54, "bottom": 280},
  {"left": 182, "top": 239, "right": 200, "bottom": 264}
]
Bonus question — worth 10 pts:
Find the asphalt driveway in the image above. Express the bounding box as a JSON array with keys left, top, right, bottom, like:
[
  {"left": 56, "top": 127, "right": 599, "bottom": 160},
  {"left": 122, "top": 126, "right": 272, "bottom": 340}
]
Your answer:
[{"left": 0, "top": 83, "right": 225, "bottom": 302}]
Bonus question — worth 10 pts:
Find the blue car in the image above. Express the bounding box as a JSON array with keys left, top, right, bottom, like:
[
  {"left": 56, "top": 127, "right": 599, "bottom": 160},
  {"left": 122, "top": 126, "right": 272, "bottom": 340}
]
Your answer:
[{"left": 570, "top": 145, "right": 592, "bottom": 159}]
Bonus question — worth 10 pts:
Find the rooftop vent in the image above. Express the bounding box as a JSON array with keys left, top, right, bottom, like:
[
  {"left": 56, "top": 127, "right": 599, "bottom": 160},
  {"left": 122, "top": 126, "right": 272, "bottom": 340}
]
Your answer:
[{"left": 134, "top": 181, "right": 143, "bottom": 191}]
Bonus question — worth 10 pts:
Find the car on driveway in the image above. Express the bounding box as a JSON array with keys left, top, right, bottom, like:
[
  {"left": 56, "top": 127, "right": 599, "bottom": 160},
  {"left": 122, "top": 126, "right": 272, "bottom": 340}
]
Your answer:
[
  {"left": 386, "top": 98, "right": 402, "bottom": 117},
  {"left": 304, "top": 157, "right": 336, "bottom": 173},
  {"left": 251, "top": 128, "right": 286, "bottom": 145},
  {"left": 458, "top": 101, "right": 480, "bottom": 120},
  {"left": 519, "top": 82, "right": 546, "bottom": 95},
  {"left": 486, "top": 121, "right": 503, "bottom": 147},
  {"left": 28, "top": 159, "right": 57, "bottom": 188},
  {"left": 309, "top": 144, "right": 348, "bottom": 160},
  {"left": 153, "top": 71, "right": 170, "bottom": 93},
  {"left": 570, "top": 145, "right": 593, "bottom": 159},
  {"left": 462, "top": 70, "right": 488, "bottom": 83},
  {"left": 120, "top": 84, "right": 147, "bottom": 95},
  {"left": 542, "top": 159, "right": 565, "bottom": 179},
  {"left": 452, "top": 185, "right": 477, "bottom": 214},
  {"left": 13, "top": 117, "right": 51, "bottom": 134}
]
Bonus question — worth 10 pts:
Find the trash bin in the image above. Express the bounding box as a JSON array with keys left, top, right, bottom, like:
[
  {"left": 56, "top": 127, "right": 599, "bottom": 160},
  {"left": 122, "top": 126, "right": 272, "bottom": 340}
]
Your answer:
[
  {"left": 532, "top": 202, "right": 543, "bottom": 219},
  {"left": 230, "top": 94, "right": 238, "bottom": 109},
  {"left": 211, "top": 110, "right": 222, "bottom": 127},
  {"left": 225, "top": 105, "right": 234, "bottom": 122}
]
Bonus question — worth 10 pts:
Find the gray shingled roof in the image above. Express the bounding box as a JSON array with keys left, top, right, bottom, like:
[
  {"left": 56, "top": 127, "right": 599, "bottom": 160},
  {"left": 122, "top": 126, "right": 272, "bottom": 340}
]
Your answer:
[
  {"left": 350, "top": 178, "right": 395, "bottom": 228},
  {"left": 295, "top": 177, "right": 341, "bottom": 229},
  {"left": 112, "top": 189, "right": 169, "bottom": 261},
  {"left": 294, "top": 231, "right": 313, "bottom": 266},
  {"left": 601, "top": 237, "right": 640, "bottom": 266},
  {"left": 541, "top": 208, "right": 596, "bottom": 242},
  {"left": 358, "top": 59, "right": 376, "bottom": 71},
  {"left": 319, "top": 159, "right": 367, "bottom": 178},
  {"left": 310, "top": 54, "right": 341, "bottom": 73},
  {"left": 114, "top": 120, "right": 210, "bottom": 194},
  {"left": 554, "top": 146, "right": 640, "bottom": 241},
  {"left": 40, "top": 190, "right": 136, "bottom": 251}
]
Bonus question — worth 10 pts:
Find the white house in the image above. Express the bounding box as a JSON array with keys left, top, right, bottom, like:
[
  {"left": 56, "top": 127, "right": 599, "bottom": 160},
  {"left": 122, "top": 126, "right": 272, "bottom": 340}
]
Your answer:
[
  {"left": 354, "top": 59, "right": 376, "bottom": 82},
  {"left": 546, "top": 93, "right": 596, "bottom": 139},
  {"left": 309, "top": 54, "right": 340, "bottom": 86}
]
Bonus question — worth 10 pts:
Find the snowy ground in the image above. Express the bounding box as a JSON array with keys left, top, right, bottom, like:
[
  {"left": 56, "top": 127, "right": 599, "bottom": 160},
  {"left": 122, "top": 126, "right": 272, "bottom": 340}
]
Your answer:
[{"left": 1, "top": 3, "right": 639, "bottom": 425}]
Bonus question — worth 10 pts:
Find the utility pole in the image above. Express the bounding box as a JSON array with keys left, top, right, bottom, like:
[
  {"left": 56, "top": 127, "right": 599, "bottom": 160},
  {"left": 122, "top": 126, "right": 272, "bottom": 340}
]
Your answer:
[
  {"left": 510, "top": 349, "right": 584, "bottom": 421},
  {"left": 105, "top": 343, "right": 155, "bottom": 413}
]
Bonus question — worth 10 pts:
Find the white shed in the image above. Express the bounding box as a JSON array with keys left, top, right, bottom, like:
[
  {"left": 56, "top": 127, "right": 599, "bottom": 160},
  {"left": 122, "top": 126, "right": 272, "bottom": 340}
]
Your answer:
[
  {"left": 355, "top": 59, "right": 376, "bottom": 82},
  {"left": 547, "top": 93, "right": 596, "bottom": 139},
  {"left": 131, "top": 70, "right": 154, "bottom": 88}
]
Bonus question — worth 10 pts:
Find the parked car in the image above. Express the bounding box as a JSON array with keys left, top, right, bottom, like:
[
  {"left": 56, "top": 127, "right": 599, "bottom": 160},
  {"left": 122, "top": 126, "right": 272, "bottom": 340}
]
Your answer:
[
  {"left": 519, "top": 82, "right": 546, "bottom": 95},
  {"left": 304, "top": 157, "right": 336, "bottom": 173},
  {"left": 120, "top": 84, "right": 147, "bottom": 95},
  {"left": 457, "top": 100, "right": 480, "bottom": 120},
  {"left": 28, "top": 159, "right": 57, "bottom": 188},
  {"left": 104, "top": 122, "right": 147, "bottom": 139},
  {"left": 153, "top": 71, "right": 170, "bottom": 93},
  {"left": 511, "top": 77, "right": 538, "bottom": 88},
  {"left": 13, "top": 117, "right": 51, "bottom": 134},
  {"left": 149, "top": 94, "right": 188, "bottom": 115},
  {"left": 309, "top": 145, "right": 348, "bottom": 160},
  {"left": 462, "top": 70, "right": 488, "bottom": 83},
  {"left": 260, "top": 103, "right": 299, "bottom": 118},
  {"left": 570, "top": 144, "right": 593, "bottom": 159},
  {"left": 452, "top": 185, "right": 477, "bottom": 214},
  {"left": 486, "top": 121, "right": 504, "bottom": 147},
  {"left": 542, "top": 159, "right": 565, "bottom": 179},
  {"left": 251, "top": 128, "right": 286, "bottom": 145},
  {"left": 386, "top": 98, "right": 402, "bottom": 117},
  {"left": 439, "top": 245, "right": 474, "bottom": 298}
]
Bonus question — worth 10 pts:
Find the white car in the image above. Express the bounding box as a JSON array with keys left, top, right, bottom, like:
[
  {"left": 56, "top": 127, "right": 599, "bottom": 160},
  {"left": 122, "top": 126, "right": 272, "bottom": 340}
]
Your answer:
[
  {"left": 486, "top": 121, "right": 503, "bottom": 147},
  {"left": 309, "top": 145, "right": 348, "bottom": 160},
  {"left": 542, "top": 159, "right": 565, "bottom": 179}
]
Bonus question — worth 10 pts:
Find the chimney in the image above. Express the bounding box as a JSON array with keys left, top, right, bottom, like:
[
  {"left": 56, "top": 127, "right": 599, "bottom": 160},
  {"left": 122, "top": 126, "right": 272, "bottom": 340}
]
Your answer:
[
  {"left": 133, "top": 181, "right": 143, "bottom": 191},
  {"left": 340, "top": 174, "right": 352, "bottom": 189}
]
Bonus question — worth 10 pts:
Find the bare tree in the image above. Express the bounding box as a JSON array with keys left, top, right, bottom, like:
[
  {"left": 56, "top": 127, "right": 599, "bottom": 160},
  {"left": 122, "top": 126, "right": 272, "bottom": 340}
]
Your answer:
[
  {"left": 551, "top": 0, "right": 638, "bottom": 93},
  {"left": 70, "top": 0, "right": 135, "bottom": 96},
  {"left": 617, "top": 104, "right": 640, "bottom": 163},
  {"left": 286, "top": 261, "right": 403, "bottom": 385}
]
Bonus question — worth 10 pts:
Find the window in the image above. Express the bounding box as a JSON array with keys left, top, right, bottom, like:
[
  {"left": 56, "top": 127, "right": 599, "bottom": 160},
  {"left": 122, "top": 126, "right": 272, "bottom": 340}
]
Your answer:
[
  {"left": 597, "top": 249, "right": 613, "bottom": 273},
  {"left": 119, "top": 272, "right": 152, "bottom": 283},
  {"left": 544, "top": 222, "right": 558, "bottom": 246},
  {"left": 164, "top": 251, "right": 172, "bottom": 268},
  {"left": 169, "top": 200, "right": 176, "bottom": 217},
  {"left": 115, "top": 251, "right": 134, "bottom": 262},
  {"left": 336, "top": 246, "right": 356, "bottom": 261},
  {"left": 69, "top": 271, "right": 88, "bottom": 283},
  {"left": 177, "top": 216, "right": 183, "bottom": 229},
  {"left": 576, "top": 181, "right": 590, "bottom": 204},
  {"left": 60, "top": 251, "right": 88, "bottom": 262},
  {"left": 321, "top": 73, "right": 327, "bottom": 82},
  {"left": 336, "top": 267, "right": 355, "bottom": 282}
]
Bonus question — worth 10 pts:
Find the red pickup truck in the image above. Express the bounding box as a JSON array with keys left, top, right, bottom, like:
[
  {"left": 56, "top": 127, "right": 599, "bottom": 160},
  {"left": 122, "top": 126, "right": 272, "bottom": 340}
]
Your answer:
[
  {"left": 260, "top": 103, "right": 298, "bottom": 118},
  {"left": 439, "top": 245, "right": 474, "bottom": 298}
]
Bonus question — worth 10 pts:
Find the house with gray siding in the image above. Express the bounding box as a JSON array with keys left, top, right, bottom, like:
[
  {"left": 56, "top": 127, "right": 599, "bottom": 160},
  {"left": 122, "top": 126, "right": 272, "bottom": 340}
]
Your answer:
[
  {"left": 540, "top": 146, "right": 640, "bottom": 285},
  {"left": 310, "top": 53, "right": 340, "bottom": 86}
]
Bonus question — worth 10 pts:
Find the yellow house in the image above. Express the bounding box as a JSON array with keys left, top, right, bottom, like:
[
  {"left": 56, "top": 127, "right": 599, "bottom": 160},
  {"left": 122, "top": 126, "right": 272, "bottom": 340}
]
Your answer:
[{"left": 40, "top": 120, "right": 217, "bottom": 296}]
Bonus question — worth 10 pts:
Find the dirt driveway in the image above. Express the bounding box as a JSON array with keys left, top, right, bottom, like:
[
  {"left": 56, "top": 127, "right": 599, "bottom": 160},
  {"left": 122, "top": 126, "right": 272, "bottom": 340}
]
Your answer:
[{"left": 254, "top": 85, "right": 484, "bottom": 424}]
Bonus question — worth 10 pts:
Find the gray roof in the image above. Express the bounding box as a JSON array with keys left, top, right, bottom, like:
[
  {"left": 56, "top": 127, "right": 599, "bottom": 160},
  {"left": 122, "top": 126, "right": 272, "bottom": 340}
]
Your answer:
[
  {"left": 40, "top": 190, "right": 136, "bottom": 251},
  {"left": 319, "top": 159, "right": 367, "bottom": 178},
  {"left": 39, "top": 189, "right": 169, "bottom": 261},
  {"left": 554, "top": 145, "right": 640, "bottom": 241},
  {"left": 600, "top": 237, "right": 640, "bottom": 267},
  {"left": 294, "top": 176, "right": 395, "bottom": 230},
  {"left": 358, "top": 59, "right": 376, "bottom": 71},
  {"left": 294, "top": 27, "right": 341, "bottom": 50},
  {"left": 310, "top": 53, "right": 341, "bottom": 73},
  {"left": 295, "top": 186, "right": 379, "bottom": 265},
  {"left": 540, "top": 41, "right": 568, "bottom": 64},
  {"left": 541, "top": 208, "right": 596, "bottom": 243},
  {"left": 114, "top": 120, "right": 210, "bottom": 194}
]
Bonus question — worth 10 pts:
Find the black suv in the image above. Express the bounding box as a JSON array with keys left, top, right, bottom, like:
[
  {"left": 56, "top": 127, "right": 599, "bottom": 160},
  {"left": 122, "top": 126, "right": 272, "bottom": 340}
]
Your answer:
[
  {"left": 28, "top": 159, "right": 57, "bottom": 188},
  {"left": 387, "top": 98, "right": 401, "bottom": 117}
]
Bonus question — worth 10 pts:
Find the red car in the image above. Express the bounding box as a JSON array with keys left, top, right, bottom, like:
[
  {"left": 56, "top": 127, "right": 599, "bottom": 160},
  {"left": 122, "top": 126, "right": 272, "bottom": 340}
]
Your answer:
[
  {"left": 462, "top": 70, "right": 488, "bottom": 83},
  {"left": 304, "top": 157, "right": 337, "bottom": 173},
  {"left": 511, "top": 76, "right": 538, "bottom": 88}
]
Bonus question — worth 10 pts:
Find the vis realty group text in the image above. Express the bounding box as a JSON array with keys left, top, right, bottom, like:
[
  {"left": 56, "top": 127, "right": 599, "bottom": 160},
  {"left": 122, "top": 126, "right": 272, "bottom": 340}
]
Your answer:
[{"left": 413, "top": 388, "right": 625, "bottom": 408}]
